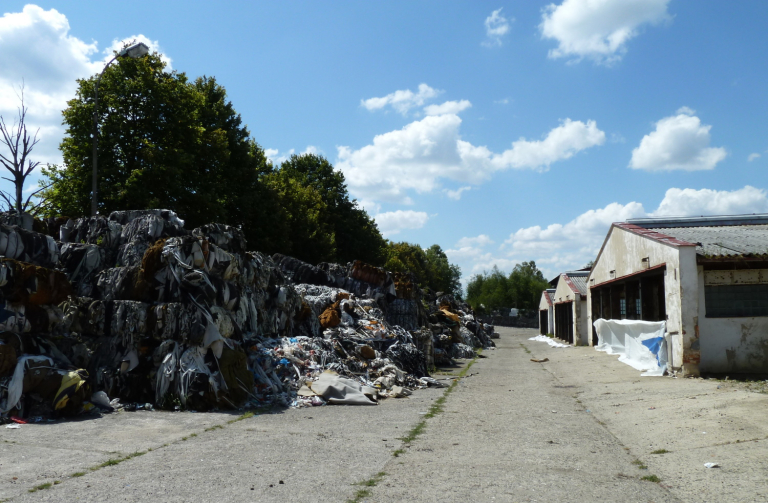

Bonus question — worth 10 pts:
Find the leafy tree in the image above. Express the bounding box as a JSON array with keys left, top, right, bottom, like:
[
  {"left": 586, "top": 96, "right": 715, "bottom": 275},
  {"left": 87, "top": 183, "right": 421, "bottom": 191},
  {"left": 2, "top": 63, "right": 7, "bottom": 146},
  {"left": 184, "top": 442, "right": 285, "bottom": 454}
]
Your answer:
[
  {"left": 261, "top": 170, "right": 336, "bottom": 263},
  {"left": 508, "top": 261, "right": 548, "bottom": 311},
  {"left": 42, "top": 52, "right": 270, "bottom": 234},
  {"left": 278, "top": 153, "right": 386, "bottom": 265},
  {"left": 424, "top": 244, "right": 462, "bottom": 297},
  {"left": 43, "top": 50, "right": 388, "bottom": 267},
  {"left": 384, "top": 241, "right": 462, "bottom": 297},
  {"left": 465, "top": 261, "right": 547, "bottom": 313}
]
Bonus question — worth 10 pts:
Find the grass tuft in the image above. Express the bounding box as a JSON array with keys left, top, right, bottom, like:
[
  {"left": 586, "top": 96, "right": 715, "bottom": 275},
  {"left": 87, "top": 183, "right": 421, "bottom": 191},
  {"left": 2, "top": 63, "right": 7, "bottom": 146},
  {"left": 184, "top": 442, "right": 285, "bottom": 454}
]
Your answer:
[
  {"left": 28, "top": 482, "right": 52, "bottom": 493},
  {"left": 650, "top": 449, "right": 670, "bottom": 454},
  {"left": 641, "top": 474, "right": 661, "bottom": 483}
]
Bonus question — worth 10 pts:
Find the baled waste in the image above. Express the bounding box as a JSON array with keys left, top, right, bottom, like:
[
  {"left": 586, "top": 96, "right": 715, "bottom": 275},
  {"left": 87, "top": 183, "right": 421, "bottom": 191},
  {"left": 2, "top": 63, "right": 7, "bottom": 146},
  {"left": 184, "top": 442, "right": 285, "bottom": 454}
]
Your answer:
[{"left": 0, "top": 210, "right": 496, "bottom": 421}]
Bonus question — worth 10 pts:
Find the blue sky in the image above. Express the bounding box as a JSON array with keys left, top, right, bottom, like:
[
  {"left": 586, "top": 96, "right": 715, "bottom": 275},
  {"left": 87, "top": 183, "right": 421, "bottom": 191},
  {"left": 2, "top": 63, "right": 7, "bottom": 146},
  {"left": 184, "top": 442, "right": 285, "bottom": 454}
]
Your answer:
[{"left": 1, "top": 1, "right": 767, "bottom": 283}]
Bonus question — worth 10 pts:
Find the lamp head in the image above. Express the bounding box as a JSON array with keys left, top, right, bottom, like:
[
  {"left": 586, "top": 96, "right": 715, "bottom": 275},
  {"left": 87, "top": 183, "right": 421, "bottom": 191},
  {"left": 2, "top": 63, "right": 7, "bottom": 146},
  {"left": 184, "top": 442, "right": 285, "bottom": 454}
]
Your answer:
[{"left": 119, "top": 42, "right": 150, "bottom": 59}]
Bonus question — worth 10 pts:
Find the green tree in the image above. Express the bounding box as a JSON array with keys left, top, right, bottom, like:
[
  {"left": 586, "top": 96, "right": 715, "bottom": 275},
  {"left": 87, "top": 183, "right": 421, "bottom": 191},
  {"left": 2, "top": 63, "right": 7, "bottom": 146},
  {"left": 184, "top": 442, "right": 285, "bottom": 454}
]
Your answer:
[
  {"left": 262, "top": 170, "right": 336, "bottom": 263},
  {"left": 424, "top": 244, "right": 462, "bottom": 297},
  {"left": 278, "top": 153, "right": 386, "bottom": 265},
  {"left": 465, "top": 266, "right": 512, "bottom": 313},
  {"left": 507, "top": 261, "right": 548, "bottom": 311},
  {"left": 42, "top": 52, "right": 269, "bottom": 233},
  {"left": 383, "top": 241, "right": 462, "bottom": 297}
]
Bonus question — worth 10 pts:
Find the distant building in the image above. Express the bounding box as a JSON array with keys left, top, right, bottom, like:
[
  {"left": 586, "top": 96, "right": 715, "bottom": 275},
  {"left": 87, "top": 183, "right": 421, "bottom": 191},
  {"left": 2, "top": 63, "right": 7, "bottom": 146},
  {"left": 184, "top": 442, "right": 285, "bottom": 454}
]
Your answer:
[
  {"left": 587, "top": 214, "right": 768, "bottom": 376},
  {"left": 538, "top": 288, "right": 556, "bottom": 335},
  {"left": 552, "top": 271, "right": 589, "bottom": 345}
]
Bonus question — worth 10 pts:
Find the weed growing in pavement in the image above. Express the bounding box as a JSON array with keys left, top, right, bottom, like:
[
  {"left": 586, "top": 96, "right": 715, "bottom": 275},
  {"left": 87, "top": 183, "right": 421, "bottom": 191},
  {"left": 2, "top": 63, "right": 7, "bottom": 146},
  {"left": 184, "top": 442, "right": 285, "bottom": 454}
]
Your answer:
[
  {"left": 348, "top": 353, "right": 482, "bottom": 499},
  {"left": 632, "top": 459, "right": 648, "bottom": 470},
  {"left": 347, "top": 472, "right": 387, "bottom": 503},
  {"left": 641, "top": 475, "right": 661, "bottom": 483},
  {"left": 520, "top": 343, "right": 531, "bottom": 354},
  {"left": 650, "top": 449, "right": 670, "bottom": 454},
  {"left": 28, "top": 482, "right": 53, "bottom": 493}
]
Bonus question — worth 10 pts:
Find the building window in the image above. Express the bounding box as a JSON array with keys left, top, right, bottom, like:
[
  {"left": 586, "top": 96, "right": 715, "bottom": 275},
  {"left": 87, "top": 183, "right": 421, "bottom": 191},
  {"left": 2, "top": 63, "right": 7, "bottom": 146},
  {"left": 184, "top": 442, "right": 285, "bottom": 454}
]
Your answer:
[
  {"left": 619, "top": 298, "right": 626, "bottom": 319},
  {"left": 705, "top": 284, "right": 768, "bottom": 318},
  {"left": 636, "top": 298, "right": 642, "bottom": 318}
]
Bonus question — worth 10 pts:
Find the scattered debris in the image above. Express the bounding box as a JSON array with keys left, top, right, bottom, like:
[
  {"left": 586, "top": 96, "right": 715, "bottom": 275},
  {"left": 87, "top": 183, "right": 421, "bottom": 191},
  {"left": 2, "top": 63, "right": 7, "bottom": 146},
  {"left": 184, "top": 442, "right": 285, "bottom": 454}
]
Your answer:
[
  {"left": 528, "top": 335, "right": 570, "bottom": 348},
  {"left": 0, "top": 209, "right": 494, "bottom": 421},
  {"left": 530, "top": 358, "right": 549, "bottom": 363},
  {"left": 704, "top": 462, "right": 720, "bottom": 469}
]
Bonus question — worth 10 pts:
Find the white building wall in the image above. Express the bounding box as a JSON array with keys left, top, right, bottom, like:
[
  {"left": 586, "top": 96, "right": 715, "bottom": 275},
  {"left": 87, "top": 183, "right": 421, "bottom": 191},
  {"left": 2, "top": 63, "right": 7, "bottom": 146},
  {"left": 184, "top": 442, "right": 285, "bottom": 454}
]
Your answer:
[
  {"left": 553, "top": 277, "right": 587, "bottom": 345},
  {"left": 587, "top": 227, "right": 696, "bottom": 373},
  {"left": 698, "top": 268, "right": 768, "bottom": 373}
]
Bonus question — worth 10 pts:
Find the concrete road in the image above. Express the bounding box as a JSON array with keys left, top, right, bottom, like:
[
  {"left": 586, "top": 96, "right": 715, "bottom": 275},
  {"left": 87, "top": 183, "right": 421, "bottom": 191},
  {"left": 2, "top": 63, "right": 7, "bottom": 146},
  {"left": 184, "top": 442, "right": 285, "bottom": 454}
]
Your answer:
[{"left": 2, "top": 327, "right": 767, "bottom": 502}]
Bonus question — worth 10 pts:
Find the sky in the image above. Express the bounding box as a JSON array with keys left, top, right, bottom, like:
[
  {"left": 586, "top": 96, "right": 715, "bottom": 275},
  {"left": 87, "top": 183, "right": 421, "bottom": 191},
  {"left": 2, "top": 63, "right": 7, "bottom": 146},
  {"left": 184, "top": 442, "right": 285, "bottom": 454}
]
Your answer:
[{"left": 1, "top": 1, "right": 767, "bottom": 285}]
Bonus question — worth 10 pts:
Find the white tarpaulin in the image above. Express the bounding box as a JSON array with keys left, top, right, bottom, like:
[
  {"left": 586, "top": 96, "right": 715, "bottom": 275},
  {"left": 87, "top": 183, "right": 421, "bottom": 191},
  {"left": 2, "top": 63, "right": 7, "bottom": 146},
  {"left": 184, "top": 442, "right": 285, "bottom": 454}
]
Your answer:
[{"left": 593, "top": 319, "right": 668, "bottom": 376}]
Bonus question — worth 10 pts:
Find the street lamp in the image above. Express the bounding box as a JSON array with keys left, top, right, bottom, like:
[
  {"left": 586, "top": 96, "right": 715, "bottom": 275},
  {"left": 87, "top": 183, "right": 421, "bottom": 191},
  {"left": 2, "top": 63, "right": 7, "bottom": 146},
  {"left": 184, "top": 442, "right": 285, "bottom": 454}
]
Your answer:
[{"left": 91, "top": 42, "right": 150, "bottom": 216}]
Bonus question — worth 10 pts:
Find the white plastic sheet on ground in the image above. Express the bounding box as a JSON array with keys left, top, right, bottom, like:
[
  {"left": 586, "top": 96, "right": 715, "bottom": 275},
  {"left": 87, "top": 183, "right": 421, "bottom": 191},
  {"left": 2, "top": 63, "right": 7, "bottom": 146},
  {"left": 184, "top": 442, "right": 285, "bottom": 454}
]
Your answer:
[
  {"left": 593, "top": 319, "right": 668, "bottom": 376},
  {"left": 528, "top": 335, "right": 571, "bottom": 348}
]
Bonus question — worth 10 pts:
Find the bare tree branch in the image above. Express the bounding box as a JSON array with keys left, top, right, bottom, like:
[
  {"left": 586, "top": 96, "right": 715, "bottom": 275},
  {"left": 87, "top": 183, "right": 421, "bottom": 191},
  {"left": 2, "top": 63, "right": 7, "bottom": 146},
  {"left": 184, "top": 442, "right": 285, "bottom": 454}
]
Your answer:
[{"left": 0, "top": 83, "right": 43, "bottom": 216}]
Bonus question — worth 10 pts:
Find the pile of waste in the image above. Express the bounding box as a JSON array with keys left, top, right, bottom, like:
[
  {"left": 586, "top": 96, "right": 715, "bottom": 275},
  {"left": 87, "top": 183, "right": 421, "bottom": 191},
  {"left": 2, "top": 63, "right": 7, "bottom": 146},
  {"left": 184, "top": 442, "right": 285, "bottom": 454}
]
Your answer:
[{"left": 0, "top": 210, "right": 495, "bottom": 420}]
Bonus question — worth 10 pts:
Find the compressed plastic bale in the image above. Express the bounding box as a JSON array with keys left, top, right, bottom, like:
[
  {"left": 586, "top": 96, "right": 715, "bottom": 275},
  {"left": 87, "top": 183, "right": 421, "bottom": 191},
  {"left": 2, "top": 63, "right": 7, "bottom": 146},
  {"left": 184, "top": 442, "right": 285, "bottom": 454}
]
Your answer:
[
  {"left": 0, "top": 224, "right": 59, "bottom": 268},
  {"left": 0, "top": 342, "right": 17, "bottom": 377},
  {"left": 116, "top": 238, "right": 151, "bottom": 268},
  {"left": 350, "top": 260, "right": 389, "bottom": 287},
  {"left": 59, "top": 243, "right": 105, "bottom": 297},
  {"left": 109, "top": 301, "right": 149, "bottom": 340},
  {"left": 0, "top": 301, "right": 31, "bottom": 333},
  {"left": 240, "top": 252, "right": 277, "bottom": 289},
  {"left": 60, "top": 297, "right": 106, "bottom": 337},
  {"left": 108, "top": 209, "right": 185, "bottom": 229},
  {"left": 210, "top": 306, "right": 235, "bottom": 338},
  {"left": 218, "top": 344, "right": 253, "bottom": 407},
  {"left": 192, "top": 223, "right": 246, "bottom": 255},
  {"left": 67, "top": 216, "right": 122, "bottom": 247},
  {"left": 273, "top": 254, "right": 334, "bottom": 286},
  {"left": 120, "top": 214, "right": 166, "bottom": 244},
  {"left": 96, "top": 266, "right": 142, "bottom": 301},
  {"left": 150, "top": 303, "right": 181, "bottom": 341}
]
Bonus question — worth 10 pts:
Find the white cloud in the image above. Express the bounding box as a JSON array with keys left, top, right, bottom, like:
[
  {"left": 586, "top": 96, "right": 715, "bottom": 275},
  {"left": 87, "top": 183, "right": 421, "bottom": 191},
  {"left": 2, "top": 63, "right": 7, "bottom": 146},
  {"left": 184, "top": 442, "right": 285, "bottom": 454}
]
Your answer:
[
  {"left": 374, "top": 210, "right": 429, "bottom": 237},
  {"left": 424, "top": 100, "right": 472, "bottom": 116},
  {"left": 264, "top": 145, "right": 321, "bottom": 166},
  {"left": 0, "top": 5, "right": 168, "bottom": 170},
  {"left": 457, "top": 185, "right": 768, "bottom": 280},
  {"left": 337, "top": 115, "right": 604, "bottom": 204},
  {"left": 483, "top": 8, "right": 512, "bottom": 47},
  {"left": 457, "top": 235, "right": 494, "bottom": 248},
  {"left": 629, "top": 109, "right": 727, "bottom": 171},
  {"left": 540, "top": 0, "right": 671, "bottom": 64},
  {"left": 361, "top": 84, "right": 441, "bottom": 116},
  {"left": 748, "top": 153, "right": 761, "bottom": 162},
  {"left": 444, "top": 186, "right": 471, "bottom": 200},
  {"left": 494, "top": 98, "right": 510, "bottom": 105},
  {"left": 652, "top": 186, "right": 768, "bottom": 217},
  {"left": 446, "top": 235, "right": 495, "bottom": 264},
  {"left": 500, "top": 201, "right": 646, "bottom": 277}
]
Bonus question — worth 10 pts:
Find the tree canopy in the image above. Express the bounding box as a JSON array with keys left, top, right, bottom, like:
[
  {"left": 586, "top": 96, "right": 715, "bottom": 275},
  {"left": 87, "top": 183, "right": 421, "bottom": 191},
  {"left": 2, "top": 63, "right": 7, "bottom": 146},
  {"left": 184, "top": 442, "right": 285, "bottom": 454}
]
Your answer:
[
  {"left": 42, "top": 49, "right": 391, "bottom": 266},
  {"left": 384, "top": 242, "right": 462, "bottom": 297},
  {"left": 465, "top": 261, "right": 548, "bottom": 314}
]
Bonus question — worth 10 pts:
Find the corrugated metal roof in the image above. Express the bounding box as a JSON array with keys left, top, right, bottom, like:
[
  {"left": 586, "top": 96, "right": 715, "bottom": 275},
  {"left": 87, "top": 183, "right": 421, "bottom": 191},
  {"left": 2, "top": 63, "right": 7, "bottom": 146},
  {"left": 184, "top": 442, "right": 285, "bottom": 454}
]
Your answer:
[
  {"left": 565, "top": 274, "right": 588, "bottom": 296},
  {"left": 647, "top": 224, "right": 768, "bottom": 258}
]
